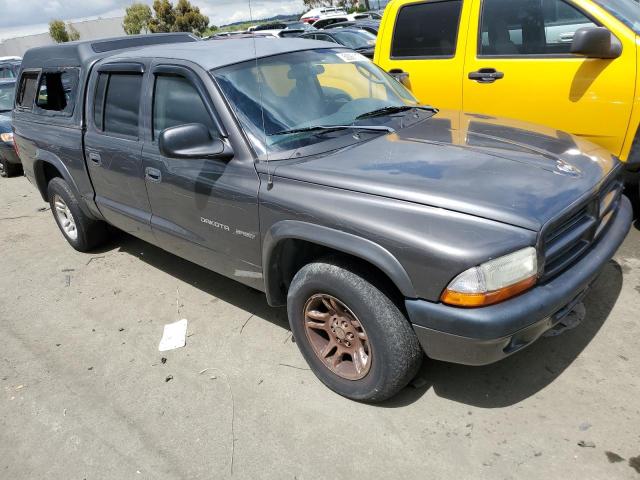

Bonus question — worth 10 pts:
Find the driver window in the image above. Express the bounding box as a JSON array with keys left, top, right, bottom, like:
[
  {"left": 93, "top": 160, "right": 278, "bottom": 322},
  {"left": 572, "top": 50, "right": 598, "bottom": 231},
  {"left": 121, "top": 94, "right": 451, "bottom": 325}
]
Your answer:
[{"left": 153, "top": 74, "right": 217, "bottom": 140}]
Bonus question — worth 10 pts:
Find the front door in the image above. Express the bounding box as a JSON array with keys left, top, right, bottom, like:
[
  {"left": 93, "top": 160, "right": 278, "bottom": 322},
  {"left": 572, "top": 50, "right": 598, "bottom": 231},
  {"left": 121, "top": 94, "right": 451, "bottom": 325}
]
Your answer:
[
  {"left": 462, "top": 0, "right": 636, "bottom": 157},
  {"left": 375, "top": 0, "right": 473, "bottom": 111},
  {"left": 140, "top": 63, "right": 262, "bottom": 286},
  {"left": 84, "top": 63, "right": 154, "bottom": 241}
]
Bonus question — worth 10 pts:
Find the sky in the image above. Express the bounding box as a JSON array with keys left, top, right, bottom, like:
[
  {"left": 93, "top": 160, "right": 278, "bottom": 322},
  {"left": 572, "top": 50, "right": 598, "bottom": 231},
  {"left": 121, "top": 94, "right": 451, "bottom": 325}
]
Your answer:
[{"left": 0, "top": 0, "right": 306, "bottom": 40}]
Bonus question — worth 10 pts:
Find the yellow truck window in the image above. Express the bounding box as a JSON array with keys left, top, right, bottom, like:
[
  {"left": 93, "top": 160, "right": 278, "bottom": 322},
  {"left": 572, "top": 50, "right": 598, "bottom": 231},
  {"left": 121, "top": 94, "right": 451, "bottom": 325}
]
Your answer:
[
  {"left": 479, "top": 0, "right": 596, "bottom": 56},
  {"left": 391, "top": 0, "right": 463, "bottom": 58}
]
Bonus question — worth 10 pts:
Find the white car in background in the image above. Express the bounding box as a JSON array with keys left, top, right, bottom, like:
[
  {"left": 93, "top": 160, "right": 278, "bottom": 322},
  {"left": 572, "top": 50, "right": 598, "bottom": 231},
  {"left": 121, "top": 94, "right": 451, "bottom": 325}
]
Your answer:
[{"left": 300, "top": 6, "right": 348, "bottom": 24}]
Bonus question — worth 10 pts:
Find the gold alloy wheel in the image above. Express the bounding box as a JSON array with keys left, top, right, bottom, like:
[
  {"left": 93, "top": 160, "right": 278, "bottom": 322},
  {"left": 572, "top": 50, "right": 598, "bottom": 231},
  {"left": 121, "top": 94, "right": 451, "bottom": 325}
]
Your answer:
[{"left": 303, "top": 294, "right": 372, "bottom": 380}]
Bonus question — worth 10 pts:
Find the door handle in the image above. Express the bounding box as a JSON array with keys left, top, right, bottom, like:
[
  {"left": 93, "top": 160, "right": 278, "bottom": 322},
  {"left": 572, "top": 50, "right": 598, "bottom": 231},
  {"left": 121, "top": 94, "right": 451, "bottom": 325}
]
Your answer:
[
  {"left": 468, "top": 68, "right": 504, "bottom": 84},
  {"left": 88, "top": 152, "right": 102, "bottom": 166},
  {"left": 145, "top": 167, "right": 162, "bottom": 183}
]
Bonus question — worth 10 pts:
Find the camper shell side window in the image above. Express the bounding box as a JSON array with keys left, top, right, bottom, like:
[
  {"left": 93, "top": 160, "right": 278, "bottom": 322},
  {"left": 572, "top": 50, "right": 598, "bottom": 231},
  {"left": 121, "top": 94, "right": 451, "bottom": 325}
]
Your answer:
[
  {"left": 16, "top": 71, "right": 40, "bottom": 111},
  {"left": 34, "top": 68, "right": 80, "bottom": 117}
]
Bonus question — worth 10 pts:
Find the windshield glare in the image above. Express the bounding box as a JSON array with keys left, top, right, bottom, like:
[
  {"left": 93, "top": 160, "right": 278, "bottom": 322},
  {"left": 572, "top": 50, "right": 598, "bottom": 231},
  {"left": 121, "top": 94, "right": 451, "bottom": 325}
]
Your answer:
[
  {"left": 0, "top": 82, "right": 15, "bottom": 112},
  {"left": 213, "top": 49, "right": 418, "bottom": 156},
  {"left": 593, "top": 0, "right": 640, "bottom": 34}
]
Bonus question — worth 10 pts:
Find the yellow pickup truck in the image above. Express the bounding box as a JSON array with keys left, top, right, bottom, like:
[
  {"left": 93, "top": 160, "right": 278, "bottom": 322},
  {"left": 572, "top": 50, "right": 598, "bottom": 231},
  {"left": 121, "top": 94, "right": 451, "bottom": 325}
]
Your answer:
[{"left": 375, "top": 0, "right": 640, "bottom": 179}]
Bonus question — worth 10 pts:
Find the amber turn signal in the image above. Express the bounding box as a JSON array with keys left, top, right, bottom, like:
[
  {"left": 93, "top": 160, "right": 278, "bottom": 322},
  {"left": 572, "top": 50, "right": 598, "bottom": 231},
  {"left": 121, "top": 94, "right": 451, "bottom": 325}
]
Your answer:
[{"left": 441, "top": 275, "right": 537, "bottom": 308}]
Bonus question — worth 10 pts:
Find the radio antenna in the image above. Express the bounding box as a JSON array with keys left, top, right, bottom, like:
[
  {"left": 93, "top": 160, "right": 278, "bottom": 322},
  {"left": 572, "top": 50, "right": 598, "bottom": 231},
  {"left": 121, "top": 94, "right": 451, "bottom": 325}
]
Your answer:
[{"left": 248, "top": 0, "right": 272, "bottom": 189}]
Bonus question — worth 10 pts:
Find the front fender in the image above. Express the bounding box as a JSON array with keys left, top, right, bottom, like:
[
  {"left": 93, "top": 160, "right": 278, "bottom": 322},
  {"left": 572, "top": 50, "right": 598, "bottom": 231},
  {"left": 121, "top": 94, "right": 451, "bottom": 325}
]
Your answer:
[{"left": 263, "top": 219, "right": 417, "bottom": 306}]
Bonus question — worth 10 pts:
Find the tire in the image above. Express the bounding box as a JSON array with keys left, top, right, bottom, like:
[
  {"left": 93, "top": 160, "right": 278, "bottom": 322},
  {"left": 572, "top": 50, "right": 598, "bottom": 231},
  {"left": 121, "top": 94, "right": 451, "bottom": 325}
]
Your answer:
[
  {"left": 0, "top": 158, "right": 21, "bottom": 178},
  {"left": 47, "top": 177, "right": 108, "bottom": 252},
  {"left": 287, "top": 258, "right": 423, "bottom": 402}
]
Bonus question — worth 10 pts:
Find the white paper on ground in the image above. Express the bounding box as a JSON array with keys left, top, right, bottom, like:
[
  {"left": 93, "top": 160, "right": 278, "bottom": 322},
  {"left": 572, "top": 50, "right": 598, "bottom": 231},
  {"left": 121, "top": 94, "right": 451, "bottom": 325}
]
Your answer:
[{"left": 158, "top": 319, "right": 188, "bottom": 352}]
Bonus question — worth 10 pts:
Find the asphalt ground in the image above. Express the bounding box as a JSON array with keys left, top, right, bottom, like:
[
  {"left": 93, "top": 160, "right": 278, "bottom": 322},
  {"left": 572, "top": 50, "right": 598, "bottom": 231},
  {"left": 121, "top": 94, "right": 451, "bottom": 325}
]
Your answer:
[{"left": 1, "top": 176, "right": 639, "bottom": 479}]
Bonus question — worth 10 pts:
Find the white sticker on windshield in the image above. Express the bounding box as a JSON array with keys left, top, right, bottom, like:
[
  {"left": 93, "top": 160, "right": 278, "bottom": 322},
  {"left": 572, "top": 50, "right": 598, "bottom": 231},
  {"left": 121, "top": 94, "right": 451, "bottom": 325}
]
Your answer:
[{"left": 336, "top": 52, "right": 369, "bottom": 63}]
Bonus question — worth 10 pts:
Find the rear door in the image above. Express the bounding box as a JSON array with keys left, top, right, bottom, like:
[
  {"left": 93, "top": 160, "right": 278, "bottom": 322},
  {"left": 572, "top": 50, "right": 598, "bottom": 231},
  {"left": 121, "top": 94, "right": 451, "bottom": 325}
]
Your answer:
[
  {"left": 462, "top": 0, "right": 636, "bottom": 157},
  {"left": 84, "top": 62, "right": 154, "bottom": 241},
  {"left": 375, "top": 0, "right": 473, "bottom": 111}
]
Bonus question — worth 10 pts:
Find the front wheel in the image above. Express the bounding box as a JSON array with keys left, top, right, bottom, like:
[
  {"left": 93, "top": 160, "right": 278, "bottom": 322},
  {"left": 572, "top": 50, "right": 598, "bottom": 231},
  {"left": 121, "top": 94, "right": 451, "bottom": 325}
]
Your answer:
[{"left": 287, "top": 259, "right": 423, "bottom": 402}]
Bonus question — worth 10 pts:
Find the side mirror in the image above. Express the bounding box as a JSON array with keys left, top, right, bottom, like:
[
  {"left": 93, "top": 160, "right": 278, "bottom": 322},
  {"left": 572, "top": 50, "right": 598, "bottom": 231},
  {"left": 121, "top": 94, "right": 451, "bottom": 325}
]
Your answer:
[
  {"left": 158, "top": 123, "right": 233, "bottom": 160},
  {"left": 571, "top": 27, "right": 621, "bottom": 59},
  {"left": 388, "top": 69, "right": 411, "bottom": 89}
]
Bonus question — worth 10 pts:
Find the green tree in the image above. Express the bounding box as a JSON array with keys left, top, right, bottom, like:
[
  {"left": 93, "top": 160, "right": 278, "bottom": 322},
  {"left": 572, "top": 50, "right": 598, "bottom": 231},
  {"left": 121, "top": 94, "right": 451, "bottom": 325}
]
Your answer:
[
  {"left": 123, "top": 3, "right": 153, "bottom": 34},
  {"left": 49, "top": 20, "right": 69, "bottom": 43},
  {"left": 173, "top": 0, "right": 209, "bottom": 35},
  {"left": 149, "top": 0, "right": 176, "bottom": 33}
]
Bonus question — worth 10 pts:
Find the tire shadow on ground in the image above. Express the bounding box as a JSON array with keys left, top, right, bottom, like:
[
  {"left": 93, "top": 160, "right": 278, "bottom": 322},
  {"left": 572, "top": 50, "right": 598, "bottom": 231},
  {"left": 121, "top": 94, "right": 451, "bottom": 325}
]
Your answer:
[{"left": 95, "top": 229, "right": 289, "bottom": 331}]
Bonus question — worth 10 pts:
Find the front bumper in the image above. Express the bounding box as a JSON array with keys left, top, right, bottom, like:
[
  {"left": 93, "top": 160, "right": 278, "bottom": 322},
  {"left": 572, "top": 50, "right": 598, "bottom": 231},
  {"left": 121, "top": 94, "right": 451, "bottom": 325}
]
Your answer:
[
  {"left": 0, "top": 141, "right": 20, "bottom": 165},
  {"left": 406, "top": 195, "right": 633, "bottom": 366}
]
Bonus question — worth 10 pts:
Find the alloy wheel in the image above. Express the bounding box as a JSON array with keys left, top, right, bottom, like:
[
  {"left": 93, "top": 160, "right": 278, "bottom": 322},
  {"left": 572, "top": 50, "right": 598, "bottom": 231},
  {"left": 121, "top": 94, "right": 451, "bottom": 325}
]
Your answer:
[
  {"left": 53, "top": 194, "right": 78, "bottom": 241},
  {"left": 303, "top": 293, "right": 372, "bottom": 380}
]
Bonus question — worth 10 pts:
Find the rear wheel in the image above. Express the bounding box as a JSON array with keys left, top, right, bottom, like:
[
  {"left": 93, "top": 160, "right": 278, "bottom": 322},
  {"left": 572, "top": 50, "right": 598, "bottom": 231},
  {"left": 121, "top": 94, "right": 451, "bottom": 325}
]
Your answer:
[
  {"left": 47, "top": 178, "right": 108, "bottom": 252},
  {"left": 287, "top": 259, "right": 423, "bottom": 402}
]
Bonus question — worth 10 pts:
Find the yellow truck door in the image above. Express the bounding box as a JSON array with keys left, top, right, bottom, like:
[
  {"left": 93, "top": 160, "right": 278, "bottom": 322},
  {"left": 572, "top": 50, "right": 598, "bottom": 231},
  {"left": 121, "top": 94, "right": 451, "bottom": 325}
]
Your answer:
[
  {"left": 461, "top": 0, "right": 636, "bottom": 158},
  {"left": 375, "top": 0, "right": 473, "bottom": 111}
]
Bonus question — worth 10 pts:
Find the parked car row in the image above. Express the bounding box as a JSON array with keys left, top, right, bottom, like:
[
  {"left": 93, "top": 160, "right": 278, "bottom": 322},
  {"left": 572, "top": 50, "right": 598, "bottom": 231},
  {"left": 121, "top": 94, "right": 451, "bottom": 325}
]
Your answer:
[
  {"left": 208, "top": 14, "right": 381, "bottom": 57},
  {"left": 0, "top": 56, "right": 20, "bottom": 177}
]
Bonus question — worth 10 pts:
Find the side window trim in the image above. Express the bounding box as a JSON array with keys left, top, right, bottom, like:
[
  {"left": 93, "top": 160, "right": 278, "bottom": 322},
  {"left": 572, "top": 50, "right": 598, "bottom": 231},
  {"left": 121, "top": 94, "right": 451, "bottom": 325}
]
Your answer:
[
  {"left": 390, "top": 0, "right": 464, "bottom": 60},
  {"left": 476, "top": 0, "right": 603, "bottom": 59},
  {"left": 151, "top": 64, "right": 226, "bottom": 140},
  {"left": 15, "top": 69, "right": 41, "bottom": 112}
]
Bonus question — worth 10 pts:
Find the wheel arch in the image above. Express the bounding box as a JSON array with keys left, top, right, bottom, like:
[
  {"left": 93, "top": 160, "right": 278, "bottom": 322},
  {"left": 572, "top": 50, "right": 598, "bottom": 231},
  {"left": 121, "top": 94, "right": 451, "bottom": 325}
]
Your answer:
[
  {"left": 32, "top": 152, "right": 78, "bottom": 203},
  {"left": 262, "top": 220, "right": 417, "bottom": 307}
]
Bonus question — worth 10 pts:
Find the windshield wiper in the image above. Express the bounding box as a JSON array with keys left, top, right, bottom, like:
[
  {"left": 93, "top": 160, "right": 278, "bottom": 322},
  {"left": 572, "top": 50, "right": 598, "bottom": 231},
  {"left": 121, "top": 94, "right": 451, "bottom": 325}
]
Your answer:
[
  {"left": 269, "top": 124, "right": 394, "bottom": 136},
  {"left": 355, "top": 105, "right": 438, "bottom": 120}
]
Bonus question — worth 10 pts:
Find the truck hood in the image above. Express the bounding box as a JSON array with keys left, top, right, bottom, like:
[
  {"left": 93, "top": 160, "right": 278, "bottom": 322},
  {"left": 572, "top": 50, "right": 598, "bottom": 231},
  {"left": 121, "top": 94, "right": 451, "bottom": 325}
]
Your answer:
[{"left": 272, "top": 111, "right": 618, "bottom": 230}]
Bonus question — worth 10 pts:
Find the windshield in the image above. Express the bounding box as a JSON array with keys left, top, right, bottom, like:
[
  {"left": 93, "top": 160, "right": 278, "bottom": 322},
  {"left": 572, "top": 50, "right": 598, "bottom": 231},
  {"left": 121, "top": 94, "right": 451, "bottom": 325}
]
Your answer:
[
  {"left": 0, "top": 82, "right": 15, "bottom": 112},
  {"left": 212, "top": 48, "right": 419, "bottom": 157},
  {"left": 333, "top": 30, "right": 376, "bottom": 49},
  {"left": 593, "top": 0, "right": 640, "bottom": 34}
]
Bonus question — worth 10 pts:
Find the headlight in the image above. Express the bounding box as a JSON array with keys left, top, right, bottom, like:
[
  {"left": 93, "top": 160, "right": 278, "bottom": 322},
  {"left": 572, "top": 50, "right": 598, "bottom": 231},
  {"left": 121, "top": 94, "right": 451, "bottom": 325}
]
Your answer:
[
  {"left": 441, "top": 247, "right": 538, "bottom": 307},
  {"left": 0, "top": 132, "right": 13, "bottom": 143}
]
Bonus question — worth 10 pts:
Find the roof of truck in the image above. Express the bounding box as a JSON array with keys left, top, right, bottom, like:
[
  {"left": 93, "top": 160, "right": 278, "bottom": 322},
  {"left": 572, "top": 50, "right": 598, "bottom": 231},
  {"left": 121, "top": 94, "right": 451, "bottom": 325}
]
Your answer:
[
  {"left": 106, "top": 38, "right": 340, "bottom": 70},
  {"left": 20, "top": 33, "right": 199, "bottom": 70}
]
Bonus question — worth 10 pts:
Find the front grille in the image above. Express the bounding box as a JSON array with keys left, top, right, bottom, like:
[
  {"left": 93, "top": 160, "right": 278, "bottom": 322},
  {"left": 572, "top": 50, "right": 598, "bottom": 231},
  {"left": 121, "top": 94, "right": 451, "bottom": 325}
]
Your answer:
[{"left": 540, "top": 178, "right": 622, "bottom": 282}]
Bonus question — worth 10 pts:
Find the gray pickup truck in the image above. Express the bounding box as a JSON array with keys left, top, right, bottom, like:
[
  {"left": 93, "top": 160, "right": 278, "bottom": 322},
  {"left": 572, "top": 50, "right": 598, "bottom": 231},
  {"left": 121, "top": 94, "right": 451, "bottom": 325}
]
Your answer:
[{"left": 13, "top": 36, "right": 632, "bottom": 402}]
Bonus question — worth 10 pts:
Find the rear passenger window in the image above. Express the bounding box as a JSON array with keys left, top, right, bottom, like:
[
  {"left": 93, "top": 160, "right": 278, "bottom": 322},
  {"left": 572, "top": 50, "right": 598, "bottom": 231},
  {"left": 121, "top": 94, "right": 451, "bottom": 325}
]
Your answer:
[
  {"left": 391, "top": 0, "right": 463, "bottom": 58},
  {"left": 35, "top": 69, "right": 78, "bottom": 115},
  {"left": 93, "top": 72, "right": 142, "bottom": 138},
  {"left": 153, "top": 75, "right": 215, "bottom": 140},
  {"left": 17, "top": 72, "right": 39, "bottom": 110}
]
